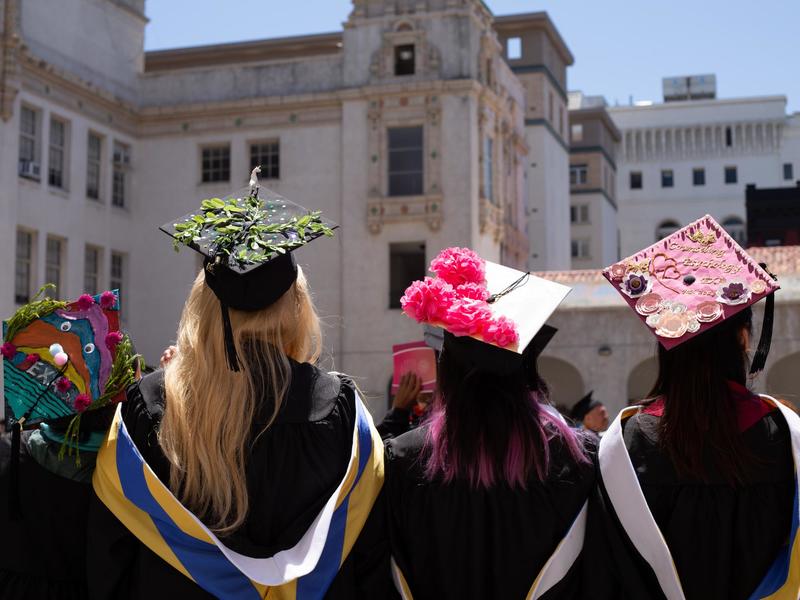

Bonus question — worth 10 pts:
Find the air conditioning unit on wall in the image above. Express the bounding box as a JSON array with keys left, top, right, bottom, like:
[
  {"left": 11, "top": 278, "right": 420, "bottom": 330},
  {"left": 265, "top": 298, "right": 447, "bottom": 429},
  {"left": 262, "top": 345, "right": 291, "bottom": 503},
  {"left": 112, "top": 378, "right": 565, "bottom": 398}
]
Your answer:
[{"left": 18, "top": 160, "right": 41, "bottom": 179}]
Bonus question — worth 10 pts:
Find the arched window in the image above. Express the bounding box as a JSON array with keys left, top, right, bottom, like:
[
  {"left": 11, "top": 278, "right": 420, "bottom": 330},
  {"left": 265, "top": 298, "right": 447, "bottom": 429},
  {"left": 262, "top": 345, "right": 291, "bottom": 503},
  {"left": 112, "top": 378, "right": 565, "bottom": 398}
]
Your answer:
[
  {"left": 655, "top": 219, "right": 680, "bottom": 241},
  {"left": 722, "top": 216, "right": 746, "bottom": 246}
]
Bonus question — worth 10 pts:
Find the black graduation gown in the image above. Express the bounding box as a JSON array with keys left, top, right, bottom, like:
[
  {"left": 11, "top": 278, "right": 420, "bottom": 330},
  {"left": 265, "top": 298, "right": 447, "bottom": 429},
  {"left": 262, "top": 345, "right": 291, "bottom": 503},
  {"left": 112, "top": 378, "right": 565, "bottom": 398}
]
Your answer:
[
  {"left": 589, "top": 403, "right": 795, "bottom": 600},
  {"left": 385, "top": 426, "right": 597, "bottom": 599},
  {"left": 86, "top": 365, "right": 394, "bottom": 600},
  {"left": 0, "top": 430, "right": 96, "bottom": 599}
]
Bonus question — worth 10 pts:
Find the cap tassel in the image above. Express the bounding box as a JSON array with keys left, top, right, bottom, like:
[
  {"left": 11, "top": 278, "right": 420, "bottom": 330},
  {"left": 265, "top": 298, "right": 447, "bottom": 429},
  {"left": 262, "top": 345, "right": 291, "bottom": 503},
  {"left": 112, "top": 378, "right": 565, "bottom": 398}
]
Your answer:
[
  {"left": 8, "top": 418, "right": 23, "bottom": 519},
  {"left": 220, "top": 301, "right": 240, "bottom": 372},
  {"left": 750, "top": 263, "right": 777, "bottom": 375}
]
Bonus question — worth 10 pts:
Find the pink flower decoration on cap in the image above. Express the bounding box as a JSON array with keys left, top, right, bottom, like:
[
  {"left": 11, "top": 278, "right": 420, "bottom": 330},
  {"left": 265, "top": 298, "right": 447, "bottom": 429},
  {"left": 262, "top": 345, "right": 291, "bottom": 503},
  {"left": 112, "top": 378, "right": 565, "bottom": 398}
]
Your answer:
[
  {"left": 74, "top": 394, "right": 92, "bottom": 412},
  {"left": 429, "top": 247, "right": 486, "bottom": 287},
  {"left": 456, "top": 282, "right": 490, "bottom": 302},
  {"left": 19, "top": 353, "right": 40, "bottom": 370},
  {"left": 441, "top": 298, "right": 492, "bottom": 337},
  {"left": 1, "top": 342, "right": 16, "bottom": 360},
  {"left": 55, "top": 377, "right": 72, "bottom": 393},
  {"left": 99, "top": 291, "right": 117, "bottom": 310},
  {"left": 400, "top": 277, "right": 457, "bottom": 323},
  {"left": 76, "top": 294, "right": 96, "bottom": 310},
  {"left": 481, "top": 315, "right": 520, "bottom": 348},
  {"left": 105, "top": 331, "right": 124, "bottom": 350}
]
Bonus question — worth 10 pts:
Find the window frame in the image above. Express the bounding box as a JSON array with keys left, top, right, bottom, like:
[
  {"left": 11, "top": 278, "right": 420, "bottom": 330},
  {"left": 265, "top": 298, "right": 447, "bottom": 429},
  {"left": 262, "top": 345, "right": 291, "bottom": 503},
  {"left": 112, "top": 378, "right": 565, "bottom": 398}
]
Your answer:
[
  {"left": 630, "top": 171, "right": 643, "bottom": 190},
  {"left": 19, "top": 105, "right": 41, "bottom": 180},
  {"left": 48, "top": 117, "right": 68, "bottom": 189},
  {"left": 661, "top": 169, "right": 674, "bottom": 188},
  {"left": 200, "top": 144, "right": 231, "bottom": 184},
  {"left": 724, "top": 165, "right": 737, "bottom": 185},
  {"left": 692, "top": 167, "right": 706, "bottom": 186},
  {"left": 387, "top": 125, "right": 424, "bottom": 197},
  {"left": 784, "top": 163, "right": 794, "bottom": 181},
  {"left": 87, "top": 131, "right": 103, "bottom": 200},
  {"left": 84, "top": 244, "right": 102, "bottom": 295},
  {"left": 570, "top": 123, "right": 583, "bottom": 143},
  {"left": 110, "top": 251, "right": 126, "bottom": 310},
  {"left": 483, "top": 135, "right": 495, "bottom": 203},
  {"left": 249, "top": 140, "right": 280, "bottom": 180},
  {"left": 570, "top": 238, "right": 591, "bottom": 260},
  {"left": 570, "top": 163, "right": 588, "bottom": 186},
  {"left": 45, "top": 236, "right": 65, "bottom": 298},
  {"left": 15, "top": 229, "right": 35, "bottom": 305},
  {"left": 394, "top": 44, "right": 416, "bottom": 76},
  {"left": 506, "top": 37, "right": 522, "bottom": 60},
  {"left": 389, "top": 242, "right": 426, "bottom": 309},
  {"left": 112, "top": 140, "right": 131, "bottom": 208}
]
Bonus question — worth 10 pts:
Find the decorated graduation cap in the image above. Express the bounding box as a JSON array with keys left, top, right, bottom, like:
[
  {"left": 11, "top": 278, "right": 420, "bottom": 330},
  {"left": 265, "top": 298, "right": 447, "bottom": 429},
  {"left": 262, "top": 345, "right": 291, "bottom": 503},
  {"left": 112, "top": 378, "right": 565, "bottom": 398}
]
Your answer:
[
  {"left": 2, "top": 287, "right": 139, "bottom": 514},
  {"left": 570, "top": 391, "right": 601, "bottom": 422},
  {"left": 603, "top": 214, "right": 779, "bottom": 372},
  {"left": 161, "top": 168, "right": 337, "bottom": 372},
  {"left": 400, "top": 247, "right": 570, "bottom": 375}
]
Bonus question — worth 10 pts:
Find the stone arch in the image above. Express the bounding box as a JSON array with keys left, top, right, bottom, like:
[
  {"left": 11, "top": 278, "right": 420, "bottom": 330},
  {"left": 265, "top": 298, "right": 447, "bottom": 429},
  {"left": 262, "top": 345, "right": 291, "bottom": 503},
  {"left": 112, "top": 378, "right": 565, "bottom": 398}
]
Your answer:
[
  {"left": 627, "top": 357, "right": 658, "bottom": 403},
  {"left": 766, "top": 351, "right": 800, "bottom": 406},
  {"left": 538, "top": 357, "right": 585, "bottom": 413},
  {"left": 395, "top": 20, "right": 414, "bottom": 32}
]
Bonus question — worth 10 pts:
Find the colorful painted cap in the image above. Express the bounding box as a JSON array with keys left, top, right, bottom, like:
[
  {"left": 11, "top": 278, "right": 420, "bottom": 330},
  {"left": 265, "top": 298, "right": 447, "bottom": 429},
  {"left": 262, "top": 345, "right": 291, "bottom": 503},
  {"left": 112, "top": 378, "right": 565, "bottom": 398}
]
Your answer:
[
  {"left": 400, "top": 247, "right": 570, "bottom": 373},
  {"left": 603, "top": 214, "right": 779, "bottom": 354},
  {"left": 2, "top": 287, "right": 139, "bottom": 451}
]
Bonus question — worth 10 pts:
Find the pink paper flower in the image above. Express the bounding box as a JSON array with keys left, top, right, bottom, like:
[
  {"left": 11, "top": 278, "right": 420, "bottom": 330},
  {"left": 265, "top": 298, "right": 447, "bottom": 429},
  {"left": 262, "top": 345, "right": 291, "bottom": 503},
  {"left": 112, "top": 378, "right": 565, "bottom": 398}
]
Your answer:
[
  {"left": 456, "top": 282, "right": 490, "bottom": 302},
  {"left": 105, "top": 331, "right": 124, "bottom": 350},
  {"left": 429, "top": 247, "right": 486, "bottom": 287},
  {"left": 19, "top": 353, "right": 40, "bottom": 370},
  {"left": 1, "top": 342, "right": 16, "bottom": 360},
  {"left": 400, "top": 277, "right": 457, "bottom": 323},
  {"left": 55, "top": 377, "right": 72, "bottom": 393},
  {"left": 441, "top": 298, "right": 493, "bottom": 337},
  {"left": 481, "top": 315, "right": 519, "bottom": 348},
  {"left": 77, "top": 294, "right": 96, "bottom": 310},
  {"left": 74, "top": 394, "right": 92, "bottom": 412},
  {"left": 99, "top": 291, "right": 117, "bottom": 310}
]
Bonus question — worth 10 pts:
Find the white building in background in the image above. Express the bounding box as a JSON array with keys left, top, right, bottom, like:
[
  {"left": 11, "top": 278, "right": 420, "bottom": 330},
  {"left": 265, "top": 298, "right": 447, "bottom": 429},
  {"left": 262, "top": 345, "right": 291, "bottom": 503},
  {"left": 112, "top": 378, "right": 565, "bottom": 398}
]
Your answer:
[{"left": 609, "top": 77, "right": 800, "bottom": 256}]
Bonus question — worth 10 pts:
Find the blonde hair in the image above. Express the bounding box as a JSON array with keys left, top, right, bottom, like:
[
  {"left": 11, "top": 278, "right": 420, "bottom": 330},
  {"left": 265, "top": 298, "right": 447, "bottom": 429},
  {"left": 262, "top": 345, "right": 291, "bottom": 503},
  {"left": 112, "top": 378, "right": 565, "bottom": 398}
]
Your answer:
[{"left": 161, "top": 266, "right": 321, "bottom": 534}]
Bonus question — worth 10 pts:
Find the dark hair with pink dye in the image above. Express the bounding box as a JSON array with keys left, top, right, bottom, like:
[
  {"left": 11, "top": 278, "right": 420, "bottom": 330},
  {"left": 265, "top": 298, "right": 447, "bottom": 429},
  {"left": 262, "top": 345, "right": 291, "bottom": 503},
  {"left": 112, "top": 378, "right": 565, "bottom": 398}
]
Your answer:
[{"left": 423, "top": 341, "right": 589, "bottom": 489}]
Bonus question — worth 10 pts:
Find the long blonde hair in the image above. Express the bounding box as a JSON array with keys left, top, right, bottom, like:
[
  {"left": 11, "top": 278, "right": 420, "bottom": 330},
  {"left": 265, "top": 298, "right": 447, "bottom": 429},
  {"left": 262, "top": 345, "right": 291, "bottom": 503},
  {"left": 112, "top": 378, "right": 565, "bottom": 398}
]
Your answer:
[{"left": 161, "top": 266, "right": 322, "bottom": 534}]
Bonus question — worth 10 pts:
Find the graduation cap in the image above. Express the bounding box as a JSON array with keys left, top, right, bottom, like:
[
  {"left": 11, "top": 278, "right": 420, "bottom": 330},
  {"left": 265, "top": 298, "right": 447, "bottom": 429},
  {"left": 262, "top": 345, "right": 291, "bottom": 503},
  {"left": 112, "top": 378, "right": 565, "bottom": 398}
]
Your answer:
[
  {"left": 400, "top": 247, "right": 570, "bottom": 375},
  {"left": 161, "top": 168, "right": 337, "bottom": 371},
  {"left": 2, "top": 287, "right": 139, "bottom": 515},
  {"left": 570, "top": 391, "right": 601, "bottom": 422},
  {"left": 602, "top": 215, "right": 779, "bottom": 373}
]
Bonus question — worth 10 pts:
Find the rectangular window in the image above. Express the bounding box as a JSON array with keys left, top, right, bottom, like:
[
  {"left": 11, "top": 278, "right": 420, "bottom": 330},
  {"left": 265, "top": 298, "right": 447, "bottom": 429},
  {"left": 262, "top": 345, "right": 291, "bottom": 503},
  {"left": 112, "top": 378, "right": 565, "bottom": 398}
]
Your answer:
[
  {"left": 548, "top": 92, "right": 554, "bottom": 123},
  {"left": 110, "top": 251, "right": 125, "bottom": 308},
  {"left": 387, "top": 126, "right": 423, "bottom": 196},
  {"left": 112, "top": 141, "right": 130, "bottom": 208},
  {"left": 46, "top": 237, "right": 64, "bottom": 298},
  {"left": 19, "top": 106, "right": 40, "bottom": 180},
  {"left": 570, "top": 239, "right": 590, "bottom": 259},
  {"left": 507, "top": 37, "right": 522, "bottom": 60},
  {"left": 15, "top": 230, "right": 34, "bottom": 304},
  {"left": 693, "top": 167, "right": 705, "bottom": 186},
  {"left": 661, "top": 169, "right": 674, "bottom": 188},
  {"left": 725, "top": 126, "right": 733, "bottom": 147},
  {"left": 630, "top": 171, "right": 642, "bottom": 189},
  {"left": 571, "top": 123, "right": 583, "bottom": 142},
  {"left": 84, "top": 245, "right": 101, "bottom": 295},
  {"left": 724, "top": 166, "right": 737, "bottom": 184},
  {"left": 784, "top": 163, "right": 794, "bottom": 181},
  {"left": 570, "top": 164, "right": 588, "bottom": 186},
  {"left": 249, "top": 141, "right": 280, "bottom": 180},
  {"left": 201, "top": 145, "right": 231, "bottom": 183},
  {"left": 394, "top": 44, "right": 415, "bottom": 76},
  {"left": 389, "top": 242, "right": 425, "bottom": 309},
  {"left": 483, "top": 136, "right": 494, "bottom": 202},
  {"left": 87, "top": 132, "right": 102, "bottom": 200},
  {"left": 570, "top": 204, "right": 589, "bottom": 224},
  {"left": 48, "top": 119, "right": 67, "bottom": 188}
]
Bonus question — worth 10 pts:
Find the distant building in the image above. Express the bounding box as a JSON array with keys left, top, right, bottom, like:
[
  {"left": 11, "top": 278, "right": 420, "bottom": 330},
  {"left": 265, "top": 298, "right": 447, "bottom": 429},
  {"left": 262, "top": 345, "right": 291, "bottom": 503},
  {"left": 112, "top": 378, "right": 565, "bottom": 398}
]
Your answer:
[
  {"left": 746, "top": 182, "right": 800, "bottom": 246},
  {"left": 567, "top": 92, "right": 621, "bottom": 269}
]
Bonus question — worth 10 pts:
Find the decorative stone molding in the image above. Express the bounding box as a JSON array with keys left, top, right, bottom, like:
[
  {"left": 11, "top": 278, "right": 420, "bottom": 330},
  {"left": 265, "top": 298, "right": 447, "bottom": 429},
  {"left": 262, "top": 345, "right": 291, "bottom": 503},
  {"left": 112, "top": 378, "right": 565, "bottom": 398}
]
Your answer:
[
  {"left": 479, "top": 197, "right": 504, "bottom": 241},
  {"left": 367, "top": 193, "right": 443, "bottom": 234},
  {"left": 0, "top": 0, "right": 21, "bottom": 122},
  {"left": 369, "top": 21, "right": 440, "bottom": 82}
]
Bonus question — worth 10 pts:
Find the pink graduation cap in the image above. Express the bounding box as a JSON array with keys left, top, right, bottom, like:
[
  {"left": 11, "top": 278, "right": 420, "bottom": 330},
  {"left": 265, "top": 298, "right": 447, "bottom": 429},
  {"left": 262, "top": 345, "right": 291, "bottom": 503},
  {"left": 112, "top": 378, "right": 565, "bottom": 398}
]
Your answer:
[{"left": 602, "top": 215, "right": 779, "bottom": 370}]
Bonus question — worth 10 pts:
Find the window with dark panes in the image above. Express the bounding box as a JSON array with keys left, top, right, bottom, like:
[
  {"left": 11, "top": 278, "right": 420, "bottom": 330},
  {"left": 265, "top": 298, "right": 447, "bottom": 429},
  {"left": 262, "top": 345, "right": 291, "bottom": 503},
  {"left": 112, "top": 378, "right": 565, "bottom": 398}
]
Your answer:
[
  {"left": 46, "top": 237, "right": 64, "bottom": 298},
  {"left": 483, "top": 136, "right": 494, "bottom": 202},
  {"left": 19, "top": 106, "right": 39, "bottom": 177},
  {"left": 250, "top": 141, "right": 280, "bottom": 180},
  {"left": 49, "top": 119, "right": 66, "bottom": 188},
  {"left": 387, "top": 126, "right": 423, "bottom": 196},
  {"left": 112, "top": 141, "right": 130, "bottom": 208},
  {"left": 87, "top": 133, "right": 102, "bottom": 200},
  {"left": 570, "top": 164, "right": 588, "bottom": 185},
  {"left": 201, "top": 145, "right": 231, "bottom": 183},
  {"left": 15, "top": 230, "right": 33, "bottom": 304},
  {"left": 389, "top": 242, "right": 425, "bottom": 309},
  {"left": 630, "top": 171, "right": 642, "bottom": 189},
  {"left": 661, "top": 169, "right": 673, "bottom": 188},
  {"left": 84, "top": 245, "right": 101, "bottom": 295},
  {"left": 725, "top": 126, "right": 733, "bottom": 147},
  {"left": 784, "top": 163, "right": 794, "bottom": 181},
  {"left": 110, "top": 251, "right": 125, "bottom": 310},
  {"left": 724, "top": 166, "right": 737, "bottom": 184},
  {"left": 394, "top": 44, "right": 415, "bottom": 76},
  {"left": 693, "top": 168, "right": 705, "bottom": 186}
]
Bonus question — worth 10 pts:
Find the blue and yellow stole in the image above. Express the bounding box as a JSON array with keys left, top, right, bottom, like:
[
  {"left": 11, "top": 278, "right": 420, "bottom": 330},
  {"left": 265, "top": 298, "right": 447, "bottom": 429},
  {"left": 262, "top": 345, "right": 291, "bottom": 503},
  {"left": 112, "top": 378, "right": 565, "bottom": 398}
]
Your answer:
[
  {"left": 93, "top": 393, "right": 384, "bottom": 600},
  {"left": 599, "top": 395, "right": 800, "bottom": 600}
]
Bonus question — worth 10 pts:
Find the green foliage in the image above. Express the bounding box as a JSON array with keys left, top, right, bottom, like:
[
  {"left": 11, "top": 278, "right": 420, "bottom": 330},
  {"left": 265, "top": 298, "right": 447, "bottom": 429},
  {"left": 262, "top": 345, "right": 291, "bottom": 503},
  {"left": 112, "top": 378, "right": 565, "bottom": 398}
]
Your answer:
[
  {"left": 172, "top": 193, "right": 334, "bottom": 268},
  {"left": 4, "top": 285, "right": 68, "bottom": 342}
]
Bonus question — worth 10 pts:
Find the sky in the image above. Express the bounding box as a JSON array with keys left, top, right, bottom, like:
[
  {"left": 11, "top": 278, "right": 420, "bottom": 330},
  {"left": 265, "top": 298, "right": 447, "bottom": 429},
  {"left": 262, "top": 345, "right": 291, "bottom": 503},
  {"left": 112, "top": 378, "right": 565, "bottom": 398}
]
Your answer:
[{"left": 144, "top": 0, "right": 800, "bottom": 113}]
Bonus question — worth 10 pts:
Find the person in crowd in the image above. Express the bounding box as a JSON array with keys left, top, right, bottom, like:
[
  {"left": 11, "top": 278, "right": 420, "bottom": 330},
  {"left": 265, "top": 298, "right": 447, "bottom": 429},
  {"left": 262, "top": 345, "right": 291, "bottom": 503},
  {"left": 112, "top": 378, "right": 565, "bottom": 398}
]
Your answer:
[
  {"left": 590, "top": 215, "right": 798, "bottom": 599},
  {"left": 87, "top": 175, "right": 391, "bottom": 599},
  {"left": 570, "top": 391, "right": 609, "bottom": 435},
  {"left": 385, "top": 247, "right": 596, "bottom": 598},
  {"left": 0, "top": 288, "right": 139, "bottom": 599},
  {"left": 378, "top": 372, "right": 429, "bottom": 440}
]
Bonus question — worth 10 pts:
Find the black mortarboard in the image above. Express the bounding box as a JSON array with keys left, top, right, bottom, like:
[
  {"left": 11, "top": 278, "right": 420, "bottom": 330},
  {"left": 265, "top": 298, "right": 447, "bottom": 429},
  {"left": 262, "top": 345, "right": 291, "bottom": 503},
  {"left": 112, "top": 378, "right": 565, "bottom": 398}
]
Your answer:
[
  {"left": 570, "top": 391, "right": 602, "bottom": 422},
  {"left": 161, "top": 169, "right": 337, "bottom": 371}
]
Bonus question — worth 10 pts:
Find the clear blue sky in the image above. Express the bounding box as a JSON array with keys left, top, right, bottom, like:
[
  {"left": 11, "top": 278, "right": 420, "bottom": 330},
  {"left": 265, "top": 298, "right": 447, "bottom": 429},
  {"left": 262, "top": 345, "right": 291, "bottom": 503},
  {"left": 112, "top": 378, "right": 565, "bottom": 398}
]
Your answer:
[{"left": 144, "top": 0, "right": 800, "bottom": 113}]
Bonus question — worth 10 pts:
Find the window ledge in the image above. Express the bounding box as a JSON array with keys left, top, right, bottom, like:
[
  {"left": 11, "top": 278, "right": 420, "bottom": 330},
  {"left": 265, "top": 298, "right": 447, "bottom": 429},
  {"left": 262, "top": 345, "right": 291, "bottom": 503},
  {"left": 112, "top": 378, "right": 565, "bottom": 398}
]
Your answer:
[
  {"left": 367, "top": 193, "right": 443, "bottom": 234},
  {"left": 48, "top": 187, "right": 70, "bottom": 199}
]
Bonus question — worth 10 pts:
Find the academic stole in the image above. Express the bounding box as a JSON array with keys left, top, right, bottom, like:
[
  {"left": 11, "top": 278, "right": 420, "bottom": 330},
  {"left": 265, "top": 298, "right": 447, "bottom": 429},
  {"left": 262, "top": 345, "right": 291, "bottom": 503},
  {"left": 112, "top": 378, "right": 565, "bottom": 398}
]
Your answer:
[
  {"left": 93, "top": 396, "right": 384, "bottom": 599},
  {"left": 599, "top": 395, "right": 800, "bottom": 600}
]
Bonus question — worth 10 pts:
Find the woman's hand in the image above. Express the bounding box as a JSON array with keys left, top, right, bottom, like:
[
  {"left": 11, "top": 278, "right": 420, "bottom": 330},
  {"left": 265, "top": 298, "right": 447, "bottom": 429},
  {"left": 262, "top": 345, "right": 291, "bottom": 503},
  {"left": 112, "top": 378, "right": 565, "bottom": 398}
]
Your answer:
[{"left": 393, "top": 372, "right": 422, "bottom": 410}]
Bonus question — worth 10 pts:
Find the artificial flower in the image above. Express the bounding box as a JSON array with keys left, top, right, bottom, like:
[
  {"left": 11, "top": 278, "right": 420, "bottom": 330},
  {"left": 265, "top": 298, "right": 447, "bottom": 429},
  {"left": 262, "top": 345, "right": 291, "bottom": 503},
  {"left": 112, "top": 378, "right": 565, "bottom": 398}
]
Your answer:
[
  {"left": 74, "top": 394, "right": 92, "bottom": 412},
  {"left": 55, "top": 377, "right": 72, "bottom": 393},
  {"left": 76, "top": 294, "right": 95, "bottom": 310},
  {"left": 623, "top": 273, "right": 649, "bottom": 297},
  {"left": 441, "top": 298, "right": 492, "bottom": 337},
  {"left": 99, "top": 291, "right": 117, "bottom": 310},
  {"left": 429, "top": 247, "right": 486, "bottom": 287},
  {"left": 1, "top": 342, "right": 16, "bottom": 360},
  {"left": 400, "top": 277, "right": 457, "bottom": 323},
  {"left": 481, "top": 315, "right": 519, "bottom": 347},
  {"left": 105, "top": 331, "right": 124, "bottom": 350},
  {"left": 456, "top": 282, "right": 490, "bottom": 302}
]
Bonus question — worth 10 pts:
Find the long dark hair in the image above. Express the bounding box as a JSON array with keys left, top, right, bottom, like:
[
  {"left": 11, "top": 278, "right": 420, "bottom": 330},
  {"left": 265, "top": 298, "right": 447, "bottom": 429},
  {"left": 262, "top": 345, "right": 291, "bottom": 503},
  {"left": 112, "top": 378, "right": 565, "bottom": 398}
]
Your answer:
[
  {"left": 648, "top": 306, "right": 754, "bottom": 484},
  {"left": 423, "top": 341, "right": 587, "bottom": 489}
]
